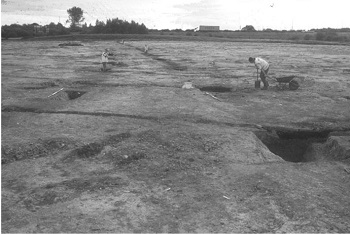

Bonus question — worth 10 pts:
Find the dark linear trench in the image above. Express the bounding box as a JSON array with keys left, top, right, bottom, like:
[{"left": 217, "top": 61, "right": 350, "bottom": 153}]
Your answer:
[
  {"left": 137, "top": 47, "right": 188, "bottom": 71},
  {"left": 2, "top": 106, "right": 159, "bottom": 121},
  {"left": 2, "top": 106, "right": 267, "bottom": 129},
  {"left": 4, "top": 106, "right": 350, "bottom": 164},
  {"left": 71, "top": 82, "right": 175, "bottom": 89},
  {"left": 3, "top": 106, "right": 349, "bottom": 135}
]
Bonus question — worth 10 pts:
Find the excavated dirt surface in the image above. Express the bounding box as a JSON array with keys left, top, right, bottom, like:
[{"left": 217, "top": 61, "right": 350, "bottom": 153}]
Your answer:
[{"left": 2, "top": 39, "right": 350, "bottom": 233}]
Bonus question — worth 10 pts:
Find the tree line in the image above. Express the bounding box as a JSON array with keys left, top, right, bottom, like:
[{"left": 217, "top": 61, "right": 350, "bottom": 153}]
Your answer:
[
  {"left": 1, "top": 19, "right": 148, "bottom": 39},
  {"left": 240, "top": 25, "right": 350, "bottom": 42},
  {"left": 1, "top": 6, "right": 348, "bottom": 42},
  {"left": 1, "top": 6, "right": 148, "bottom": 39}
]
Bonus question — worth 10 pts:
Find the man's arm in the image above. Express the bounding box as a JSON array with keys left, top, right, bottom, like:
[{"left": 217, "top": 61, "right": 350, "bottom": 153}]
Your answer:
[{"left": 255, "top": 63, "right": 267, "bottom": 75}]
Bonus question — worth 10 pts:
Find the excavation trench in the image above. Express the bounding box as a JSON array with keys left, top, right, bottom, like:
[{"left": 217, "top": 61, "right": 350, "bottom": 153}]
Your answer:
[
  {"left": 199, "top": 86, "right": 232, "bottom": 93},
  {"left": 255, "top": 129, "right": 331, "bottom": 162},
  {"left": 64, "top": 91, "right": 86, "bottom": 100},
  {"left": 48, "top": 90, "right": 86, "bottom": 101}
]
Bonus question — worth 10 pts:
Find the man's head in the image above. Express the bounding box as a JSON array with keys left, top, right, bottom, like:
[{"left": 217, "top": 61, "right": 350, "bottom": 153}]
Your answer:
[
  {"left": 105, "top": 48, "right": 109, "bottom": 52},
  {"left": 248, "top": 57, "right": 255, "bottom": 63}
]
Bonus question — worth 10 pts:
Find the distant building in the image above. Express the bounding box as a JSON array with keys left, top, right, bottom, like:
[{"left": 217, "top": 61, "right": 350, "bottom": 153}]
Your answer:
[{"left": 198, "top": 25, "right": 220, "bottom": 32}]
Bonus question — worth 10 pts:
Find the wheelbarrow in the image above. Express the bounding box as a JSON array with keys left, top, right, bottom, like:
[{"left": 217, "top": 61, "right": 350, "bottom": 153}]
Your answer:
[{"left": 275, "top": 75, "right": 299, "bottom": 90}]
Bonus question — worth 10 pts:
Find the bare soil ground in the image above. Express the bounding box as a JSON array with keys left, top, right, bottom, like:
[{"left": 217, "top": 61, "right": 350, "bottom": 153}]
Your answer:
[{"left": 2, "top": 39, "right": 350, "bottom": 233}]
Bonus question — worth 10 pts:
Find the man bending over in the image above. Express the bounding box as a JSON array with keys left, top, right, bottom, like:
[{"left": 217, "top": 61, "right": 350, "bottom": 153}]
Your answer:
[{"left": 249, "top": 57, "right": 270, "bottom": 90}]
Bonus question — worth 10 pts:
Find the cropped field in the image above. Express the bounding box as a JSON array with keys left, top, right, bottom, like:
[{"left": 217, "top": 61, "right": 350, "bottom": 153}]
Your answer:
[{"left": 2, "top": 38, "right": 350, "bottom": 232}]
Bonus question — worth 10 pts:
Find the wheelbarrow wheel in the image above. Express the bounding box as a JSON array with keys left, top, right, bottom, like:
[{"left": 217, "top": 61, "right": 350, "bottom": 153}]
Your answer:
[{"left": 289, "top": 80, "right": 299, "bottom": 90}]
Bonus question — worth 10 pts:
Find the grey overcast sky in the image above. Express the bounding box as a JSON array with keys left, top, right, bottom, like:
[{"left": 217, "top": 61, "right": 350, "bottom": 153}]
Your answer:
[{"left": 1, "top": 0, "right": 350, "bottom": 30}]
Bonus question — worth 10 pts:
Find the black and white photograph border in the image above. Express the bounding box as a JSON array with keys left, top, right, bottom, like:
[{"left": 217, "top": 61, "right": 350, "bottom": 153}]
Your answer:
[{"left": 2, "top": 0, "right": 350, "bottom": 233}]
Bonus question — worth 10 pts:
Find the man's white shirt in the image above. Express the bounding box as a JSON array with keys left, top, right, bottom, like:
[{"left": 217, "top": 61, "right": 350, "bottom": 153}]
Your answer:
[
  {"left": 254, "top": 57, "right": 269, "bottom": 70},
  {"left": 101, "top": 52, "right": 109, "bottom": 62}
]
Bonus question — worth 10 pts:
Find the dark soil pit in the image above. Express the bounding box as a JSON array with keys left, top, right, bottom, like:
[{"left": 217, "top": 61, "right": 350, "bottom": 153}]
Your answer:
[
  {"left": 255, "top": 129, "right": 329, "bottom": 162},
  {"left": 48, "top": 90, "right": 86, "bottom": 101},
  {"left": 58, "top": 42, "right": 84, "bottom": 46},
  {"left": 199, "top": 86, "right": 232, "bottom": 93},
  {"left": 63, "top": 142, "right": 104, "bottom": 162},
  {"left": 147, "top": 54, "right": 187, "bottom": 71},
  {"left": 171, "top": 65, "right": 187, "bottom": 71},
  {"left": 64, "top": 90, "right": 86, "bottom": 100}
]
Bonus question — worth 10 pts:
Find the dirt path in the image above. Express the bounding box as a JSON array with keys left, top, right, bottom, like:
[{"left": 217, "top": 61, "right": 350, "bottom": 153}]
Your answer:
[{"left": 2, "top": 39, "right": 350, "bottom": 233}]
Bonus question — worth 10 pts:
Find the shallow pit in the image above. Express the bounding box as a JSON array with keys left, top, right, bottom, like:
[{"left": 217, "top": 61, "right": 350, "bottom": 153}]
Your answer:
[
  {"left": 255, "top": 129, "right": 329, "bottom": 162},
  {"left": 199, "top": 86, "right": 231, "bottom": 93},
  {"left": 64, "top": 91, "right": 86, "bottom": 100}
]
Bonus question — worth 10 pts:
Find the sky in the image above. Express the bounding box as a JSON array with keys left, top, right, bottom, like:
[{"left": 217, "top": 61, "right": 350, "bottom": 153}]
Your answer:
[{"left": 1, "top": 0, "right": 350, "bottom": 30}]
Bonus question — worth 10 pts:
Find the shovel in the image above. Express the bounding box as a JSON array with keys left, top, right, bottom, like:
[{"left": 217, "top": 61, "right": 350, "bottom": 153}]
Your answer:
[{"left": 255, "top": 69, "right": 261, "bottom": 89}]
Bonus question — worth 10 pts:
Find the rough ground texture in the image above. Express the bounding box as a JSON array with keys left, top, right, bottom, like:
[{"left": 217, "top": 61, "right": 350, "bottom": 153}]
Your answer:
[{"left": 2, "top": 39, "right": 350, "bottom": 233}]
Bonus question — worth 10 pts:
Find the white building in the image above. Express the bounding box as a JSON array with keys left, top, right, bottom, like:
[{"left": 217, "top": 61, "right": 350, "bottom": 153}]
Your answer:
[{"left": 198, "top": 25, "right": 220, "bottom": 31}]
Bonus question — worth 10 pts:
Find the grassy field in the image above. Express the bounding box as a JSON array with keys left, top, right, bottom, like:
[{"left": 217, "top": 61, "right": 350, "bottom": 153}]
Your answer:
[
  {"left": 25, "top": 30, "right": 350, "bottom": 46},
  {"left": 154, "top": 30, "right": 317, "bottom": 40},
  {"left": 2, "top": 38, "right": 350, "bottom": 232}
]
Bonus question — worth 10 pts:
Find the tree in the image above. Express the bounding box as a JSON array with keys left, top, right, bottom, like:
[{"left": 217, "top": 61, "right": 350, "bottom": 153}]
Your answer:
[
  {"left": 47, "top": 22, "right": 69, "bottom": 36},
  {"left": 93, "top": 18, "right": 148, "bottom": 34},
  {"left": 241, "top": 25, "right": 256, "bottom": 32},
  {"left": 66, "top": 6, "right": 84, "bottom": 28},
  {"left": 263, "top": 28, "right": 274, "bottom": 32}
]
